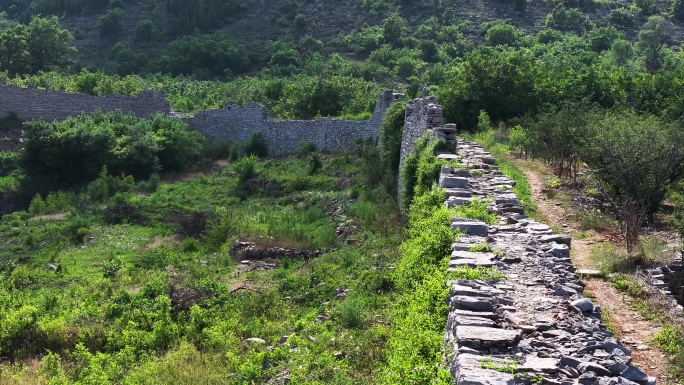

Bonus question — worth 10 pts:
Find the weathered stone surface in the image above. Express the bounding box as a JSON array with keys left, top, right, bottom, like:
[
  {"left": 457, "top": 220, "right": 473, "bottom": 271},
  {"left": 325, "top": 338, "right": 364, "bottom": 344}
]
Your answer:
[
  {"left": 456, "top": 326, "right": 522, "bottom": 347},
  {"left": 452, "top": 296, "right": 496, "bottom": 312},
  {"left": 578, "top": 362, "right": 612, "bottom": 377},
  {"left": 452, "top": 220, "right": 489, "bottom": 236},
  {"left": 452, "top": 309, "right": 498, "bottom": 319},
  {"left": 520, "top": 356, "right": 560, "bottom": 373},
  {"left": 454, "top": 315, "right": 497, "bottom": 327},
  {"left": 541, "top": 234, "right": 572, "bottom": 246},
  {"left": 620, "top": 367, "right": 648, "bottom": 383},
  {"left": 560, "top": 356, "right": 582, "bottom": 369},
  {"left": 578, "top": 372, "right": 600, "bottom": 385},
  {"left": 549, "top": 243, "right": 570, "bottom": 258},
  {"left": 572, "top": 298, "right": 595, "bottom": 312},
  {"left": 446, "top": 196, "right": 474, "bottom": 208},
  {"left": 440, "top": 175, "right": 470, "bottom": 188},
  {"left": 456, "top": 368, "right": 515, "bottom": 385}
]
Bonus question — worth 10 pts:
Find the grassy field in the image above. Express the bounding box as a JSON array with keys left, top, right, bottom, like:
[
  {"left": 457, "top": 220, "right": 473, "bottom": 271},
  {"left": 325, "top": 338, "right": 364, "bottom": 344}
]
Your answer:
[{"left": 0, "top": 150, "right": 406, "bottom": 384}]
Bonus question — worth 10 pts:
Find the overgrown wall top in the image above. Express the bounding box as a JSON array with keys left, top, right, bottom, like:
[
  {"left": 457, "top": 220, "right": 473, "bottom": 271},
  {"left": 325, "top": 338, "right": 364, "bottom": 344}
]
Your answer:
[
  {"left": 182, "top": 90, "right": 403, "bottom": 157},
  {"left": 0, "top": 85, "right": 170, "bottom": 121}
]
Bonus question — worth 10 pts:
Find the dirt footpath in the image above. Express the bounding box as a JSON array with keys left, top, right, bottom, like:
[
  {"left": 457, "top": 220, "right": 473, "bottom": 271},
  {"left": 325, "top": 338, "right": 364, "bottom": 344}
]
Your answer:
[{"left": 523, "top": 168, "right": 671, "bottom": 384}]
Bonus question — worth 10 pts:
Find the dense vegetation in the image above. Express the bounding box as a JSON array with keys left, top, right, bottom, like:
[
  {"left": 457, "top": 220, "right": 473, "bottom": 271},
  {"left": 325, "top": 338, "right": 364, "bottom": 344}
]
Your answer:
[{"left": 3, "top": 0, "right": 684, "bottom": 381}]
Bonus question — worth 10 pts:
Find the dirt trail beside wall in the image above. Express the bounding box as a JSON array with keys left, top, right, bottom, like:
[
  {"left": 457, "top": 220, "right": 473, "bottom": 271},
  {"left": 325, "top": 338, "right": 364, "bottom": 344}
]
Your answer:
[{"left": 522, "top": 168, "right": 671, "bottom": 383}]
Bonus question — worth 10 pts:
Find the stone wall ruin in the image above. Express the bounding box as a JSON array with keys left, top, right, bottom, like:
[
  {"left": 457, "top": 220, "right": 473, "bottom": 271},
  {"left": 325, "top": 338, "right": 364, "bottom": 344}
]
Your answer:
[
  {"left": 0, "top": 85, "right": 170, "bottom": 122},
  {"left": 0, "top": 86, "right": 404, "bottom": 157},
  {"left": 401, "top": 94, "right": 658, "bottom": 385}
]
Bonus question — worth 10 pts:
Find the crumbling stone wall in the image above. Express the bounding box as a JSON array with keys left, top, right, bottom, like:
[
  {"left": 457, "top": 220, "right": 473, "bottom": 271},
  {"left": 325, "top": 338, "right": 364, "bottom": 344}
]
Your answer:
[
  {"left": 0, "top": 85, "right": 170, "bottom": 121},
  {"left": 182, "top": 90, "right": 404, "bottom": 157},
  {"left": 439, "top": 142, "right": 657, "bottom": 384},
  {"left": 0, "top": 86, "right": 403, "bottom": 157}
]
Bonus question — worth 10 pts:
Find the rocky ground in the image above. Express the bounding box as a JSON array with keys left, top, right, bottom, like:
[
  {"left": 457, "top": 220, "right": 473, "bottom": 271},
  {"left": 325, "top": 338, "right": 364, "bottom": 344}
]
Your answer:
[{"left": 443, "top": 140, "right": 658, "bottom": 385}]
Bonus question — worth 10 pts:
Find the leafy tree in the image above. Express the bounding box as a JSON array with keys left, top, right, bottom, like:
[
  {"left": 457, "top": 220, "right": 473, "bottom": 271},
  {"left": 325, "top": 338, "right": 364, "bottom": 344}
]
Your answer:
[
  {"left": 438, "top": 48, "right": 540, "bottom": 128},
  {"left": 636, "top": 15, "right": 673, "bottom": 72},
  {"left": 111, "top": 42, "right": 148, "bottom": 75},
  {"left": 157, "top": 34, "right": 250, "bottom": 78},
  {"left": 485, "top": 22, "right": 523, "bottom": 47},
  {"left": 673, "top": 0, "right": 684, "bottom": 21},
  {"left": 0, "top": 16, "right": 74, "bottom": 76},
  {"left": 20, "top": 112, "right": 204, "bottom": 194},
  {"left": 545, "top": 5, "right": 591, "bottom": 34},
  {"left": 382, "top": 13, "right": 408, "bottom": 47},
  {"left": 537, "top": 28, "right": 564, "bottom": 44},
  {"left": 586, "top": 26, "right": 623, "bottom": 52},
  {"left": 98, "top": 7, "right": 125, "bottom": 39},
  {"left": 611, "top": 39, "right": 633, "bottom": 65},
  {"left": 608, "top": 7, "right": 636, "bottom": 30},
  {"left": 267, "top": 40, "right": 300, "bottom": 68},
  {"left": 581, "top": 110, "right": 684, "bottom": 219},
  {"left": 634, "top": 0, "right": 656, "bottom": 15},
  {"left": 134, "top": 19, "right": 155, "bottom": 42}
]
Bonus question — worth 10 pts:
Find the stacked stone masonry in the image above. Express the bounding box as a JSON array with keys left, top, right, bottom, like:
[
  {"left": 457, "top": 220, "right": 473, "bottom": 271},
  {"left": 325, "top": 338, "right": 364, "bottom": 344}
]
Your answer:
[
  {"left": 182, "top": 90, "right": 404, "bottom": 157},
  {"left": 0, "top": 85, "right": 171, "bottom": 121},
  {"left": 0, "top": 86, "right": 404, "bottom": 157},
  {"left": 443, "top": 141, "right": 657, "bottom": 385},
  {"left": 398, "top": 94, "right": 657, "bottom": 385}
]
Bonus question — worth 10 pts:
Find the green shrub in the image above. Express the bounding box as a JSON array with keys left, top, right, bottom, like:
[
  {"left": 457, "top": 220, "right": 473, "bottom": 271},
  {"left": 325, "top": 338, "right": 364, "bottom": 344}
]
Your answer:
[
  {"left": 134, "top": 19, "right": 155, "bottom": 42},
  {"left": 233, "top": 155, "right": 259, "bottom": 183},
  {"left": 28, "top": 194, "right": 46, "bottom": 215},
  {"left": 298, "top": 141, "right": 316, "bottom": 157},
  {"left": 307, "top": 153, "right": 322, "bottom": 175},
  {"left": 98, "top": 8, "right": 125, "bottom": 39},
  {"left": 337, "top": 296, "right": 369, "bottom": 328},
  {"left": 589, "top": 242, "right": 633, "bottom": 274},
  {"left": 244, "top": 133, "right": 268, "bottom": 158}
]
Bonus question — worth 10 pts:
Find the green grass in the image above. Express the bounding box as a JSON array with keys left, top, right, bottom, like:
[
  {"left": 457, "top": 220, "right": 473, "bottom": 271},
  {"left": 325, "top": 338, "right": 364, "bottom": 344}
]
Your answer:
[
  {"left": 0, "top": 152, "right": 405, "bottom": 384},
  {"left": 381, "top": 184, "right": 502, "bottom": 384}
]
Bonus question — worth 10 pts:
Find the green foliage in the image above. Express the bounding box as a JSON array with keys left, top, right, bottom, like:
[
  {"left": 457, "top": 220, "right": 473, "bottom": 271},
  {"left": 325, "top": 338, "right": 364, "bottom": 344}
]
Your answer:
[
  {"left": 485, "top": 22, "right": 523, "bottom": 47},
  {"left": 608, "top": 7, "right": 636, "bottom": 29},
  {"left": 400, "top": 135, "right": 448, "bottom": 211},
  {"left": 590, "top": 242, "right": 637, "bottom": 274},
  {"left": 673, "top": 0, "right": 684, "bottom": 21},
  {"left": 581, "top": 109, "right": 684, "bottom": 217},
  {"left": 382, "top": 13, "right": 408, "bottom": 47},
  {"left": 379, "top": 101, "right": 405, "bottom": 195},
  {"left": 337, "top": 296, "right": 369, "bottom": 328},
  {"left": 157, "top": 34, "right": 250, "bottom": 79},
  {"left": 244, "top": 132, "right": 268, "bottom": 158},
  {"left": 134, "top": 19, "right": 155, "bottom": 42},
  {"left": 636, "top": 15, "right": 673, "bottom": 72},
  {"left": 98, "top": 7, "right": 125, "bottom": 39},
  {"left": 545, "top": 5, "right": 591, "bottom": 33},
  {"left": 610, "top": 273, "right": 650, "bottom": 297},
  {"left": 0, "top": 16, "right": 75, "bottom": 76},
  {"left": 233, "top": 155, "right": 258, "bottom": 183},
  {"left": 20, "top": 111, "right": 204, "bottom": 195}
]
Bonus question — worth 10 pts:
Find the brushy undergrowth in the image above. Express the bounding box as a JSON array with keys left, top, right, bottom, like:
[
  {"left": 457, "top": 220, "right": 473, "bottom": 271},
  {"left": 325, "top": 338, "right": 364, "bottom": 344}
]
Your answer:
[
  {"left": 381, "top": 182, "right": 502, "bottom": 383},
  {"left": 0, "top": 151, "right": 405, "bottom": 384}
]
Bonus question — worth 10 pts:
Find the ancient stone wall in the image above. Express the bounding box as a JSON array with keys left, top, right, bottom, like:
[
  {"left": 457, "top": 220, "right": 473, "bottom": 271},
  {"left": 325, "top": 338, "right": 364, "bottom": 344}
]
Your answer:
[
  {"left": 0, "top": 85, "right": 170, "bottom": 121},
  {"left": 397, "top": 95, "right": 457, "bottom": 204},
  {"left": 0, "top": 86, "right": 403, "bottom": 157},
  {"left": 440, "top": 141, "right": 657, "bottom": 385},
  {"left": 397, "top": 91, "right": 657, "bottom": 384},
  {"left": 182, "top": 90, "right": 404, "bottom": 157}
]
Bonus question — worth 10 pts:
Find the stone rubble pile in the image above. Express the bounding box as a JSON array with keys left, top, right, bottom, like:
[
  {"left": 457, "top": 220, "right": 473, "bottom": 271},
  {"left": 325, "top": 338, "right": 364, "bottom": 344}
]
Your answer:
[
  {"left": 641, "top": 253, "right": 684, "bottom": 313},
  {"left": 442, "top": 139, "right": 656, "bottom": 385}
]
